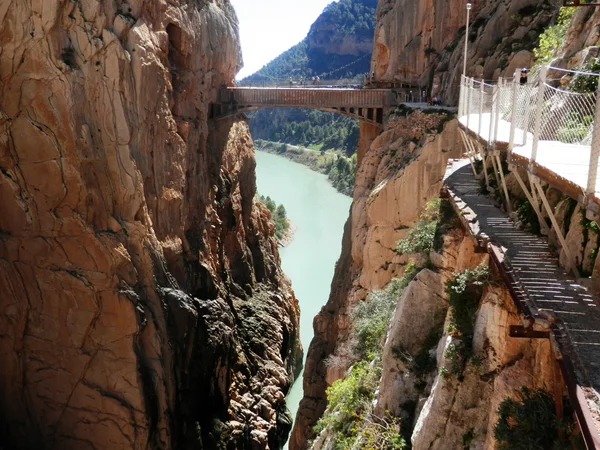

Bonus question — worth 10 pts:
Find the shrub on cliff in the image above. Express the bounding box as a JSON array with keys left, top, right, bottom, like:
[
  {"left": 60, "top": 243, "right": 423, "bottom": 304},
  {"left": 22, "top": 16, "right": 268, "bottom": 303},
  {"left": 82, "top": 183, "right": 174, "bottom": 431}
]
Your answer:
[
  {"left": 445, "top": 263, "right": 489, "bottom": 337},
  {"left": 533, "top": 7, "right": 574, "bottom": 65},
  {"left": 494, "top": 387, "right": 582, "bottom": 450},
  {"left": 350, "top": 264, "right": 418, "bottom": 360},
  {"left": 396, "top": 198, "right": 441, "bottom": 255}
]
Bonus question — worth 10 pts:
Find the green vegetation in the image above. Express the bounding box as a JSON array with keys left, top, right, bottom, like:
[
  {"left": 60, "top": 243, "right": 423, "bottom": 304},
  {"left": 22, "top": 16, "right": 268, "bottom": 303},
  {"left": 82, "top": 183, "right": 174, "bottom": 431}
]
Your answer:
[
  {"left": 248, "top": 109, "right": 359, "bottom": 156},
  {"left": 569, "top": 57, "right": 600, "bottom": 93},
  {"left": 315, "top": 269, "right": 419, "bottom": 449},
  {"left": 255, "top": 140, "right": 356, "bottom": 196},
  {"left": 439, "top": 264, "right": 489, "bottom": 379},
  {"left": 243, "top": 0, "right": 376, "bottom": 158},
  {"left": 533, "top": 7, "right": 575, "bottom": 65},
  {"left": 578, "top": 208, "right": 600, "bottom": 276},
  {"left": 258, "top": 195, "right": 290, "bottom": 241},
  {"left": 494, "top": 387, "right": 584, "bottom": 450},
  {"left": 396, "top": 198, "right": 441, "bottom": 255},
  {"left": 515, "top": 197, "right": 541, "bottom": 234},
  {"left": 351, "top": 265, "right": 419, "bottom": 360},
  {"left": 445, "top": 264, "right": 489, "bottom": 337},
  {"left": 314, "top": 198, "right": 464, "bottom": 448},
  {"left": 556, "top": 112, "right": 594, "bottom": 143}
]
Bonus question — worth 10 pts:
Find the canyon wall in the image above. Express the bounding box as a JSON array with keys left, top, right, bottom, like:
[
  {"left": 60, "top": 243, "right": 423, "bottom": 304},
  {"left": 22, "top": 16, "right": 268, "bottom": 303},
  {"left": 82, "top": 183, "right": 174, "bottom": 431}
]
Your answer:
[
  {"left": 293, "top": 1, "right": 600, "bottom": 446},
  {"left": 0, "top": 1, "right": 301, "bottom": 449},
  {"left": 372, "top": 0, "right": 560, "bottom": 101},
  {"left": 290, "top": 112, "right": 463, "bottom": 449}
]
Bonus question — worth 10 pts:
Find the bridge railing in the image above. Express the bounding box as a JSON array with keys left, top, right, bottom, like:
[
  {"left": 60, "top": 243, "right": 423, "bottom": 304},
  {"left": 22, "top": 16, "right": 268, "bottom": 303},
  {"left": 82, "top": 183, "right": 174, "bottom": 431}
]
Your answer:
[
  {"left": 459, "top": 66, "right": 600, "bottom": 197},
  {"left": 236, "top": 78, "right": 363, "bottom": 88}
]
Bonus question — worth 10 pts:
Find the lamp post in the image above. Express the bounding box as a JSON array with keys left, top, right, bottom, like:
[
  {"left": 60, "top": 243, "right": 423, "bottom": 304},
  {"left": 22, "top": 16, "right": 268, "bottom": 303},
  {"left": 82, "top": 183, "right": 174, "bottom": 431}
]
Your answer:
[{"left": 462, "top": 3, "right": 472, "bottom": 78}]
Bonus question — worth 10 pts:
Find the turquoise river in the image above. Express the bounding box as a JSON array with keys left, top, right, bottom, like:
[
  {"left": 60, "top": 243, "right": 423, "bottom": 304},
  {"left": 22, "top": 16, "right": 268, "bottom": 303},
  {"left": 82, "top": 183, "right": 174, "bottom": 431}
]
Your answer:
[{"left": 254, "top": 150, "right": 351, "bottom": 447}]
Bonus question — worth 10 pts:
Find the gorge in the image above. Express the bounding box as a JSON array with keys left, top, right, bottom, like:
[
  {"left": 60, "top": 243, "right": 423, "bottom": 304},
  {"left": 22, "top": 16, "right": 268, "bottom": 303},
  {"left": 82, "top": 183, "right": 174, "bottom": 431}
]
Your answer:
[{"left": 3, "top": 0, "right": 600, "bottom": 449}]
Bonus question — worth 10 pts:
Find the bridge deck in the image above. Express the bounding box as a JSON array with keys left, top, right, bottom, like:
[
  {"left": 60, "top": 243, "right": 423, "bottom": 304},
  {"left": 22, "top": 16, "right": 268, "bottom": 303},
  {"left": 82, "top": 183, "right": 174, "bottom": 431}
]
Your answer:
[
  {"left": 445, "top": 160, "right": 600, "bottom": 447},
  {"left": 221, "top": 87, "right": 397, "bottom": 108}
]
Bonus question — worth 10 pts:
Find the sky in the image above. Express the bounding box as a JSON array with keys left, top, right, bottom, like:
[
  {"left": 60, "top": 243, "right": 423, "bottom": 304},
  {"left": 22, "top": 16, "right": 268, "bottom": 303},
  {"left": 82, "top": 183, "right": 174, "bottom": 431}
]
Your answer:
[{"left": 230, "top": 0, "right": 338, "bottom": 80}]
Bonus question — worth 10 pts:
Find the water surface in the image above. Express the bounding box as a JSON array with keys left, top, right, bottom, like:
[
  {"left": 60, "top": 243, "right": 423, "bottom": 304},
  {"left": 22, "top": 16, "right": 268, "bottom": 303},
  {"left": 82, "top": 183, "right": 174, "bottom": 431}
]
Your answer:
[{"left": 254, "top": 151, "right": 351, "bottom": 447}]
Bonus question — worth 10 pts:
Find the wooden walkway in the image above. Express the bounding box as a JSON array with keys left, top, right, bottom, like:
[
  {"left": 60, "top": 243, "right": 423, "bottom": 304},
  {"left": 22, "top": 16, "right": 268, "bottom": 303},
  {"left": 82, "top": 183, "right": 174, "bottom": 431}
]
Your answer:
[{"left": 444, "top": 160, "right": 600, "bottom": 446}]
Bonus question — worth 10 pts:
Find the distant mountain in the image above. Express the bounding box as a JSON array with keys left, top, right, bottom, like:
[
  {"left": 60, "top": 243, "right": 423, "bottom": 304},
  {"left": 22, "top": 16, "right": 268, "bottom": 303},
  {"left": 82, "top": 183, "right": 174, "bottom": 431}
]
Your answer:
[
  {"left": 243, "top": 0, "right": 376, "bottom": 82},
  {"left": 243, "top": 0, "right": 377, "bottom": 164}
]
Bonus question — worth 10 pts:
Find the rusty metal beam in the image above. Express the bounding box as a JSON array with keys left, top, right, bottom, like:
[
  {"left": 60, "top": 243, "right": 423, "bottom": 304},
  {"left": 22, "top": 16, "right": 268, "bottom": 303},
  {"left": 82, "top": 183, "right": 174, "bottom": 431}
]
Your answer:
[{"left": 509, "top": 325, "right": 550, "bottom": 339}]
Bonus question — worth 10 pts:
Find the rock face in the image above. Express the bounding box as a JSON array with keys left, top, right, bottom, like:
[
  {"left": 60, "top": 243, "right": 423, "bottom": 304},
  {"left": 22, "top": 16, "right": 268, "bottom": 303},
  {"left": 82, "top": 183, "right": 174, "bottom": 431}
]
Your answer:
[
  {"left": 0, "top": 1, "right": 301, "bottom": 449},
  {"left": 290, "top": 112, "right": 462, "bottom": 449},
  {"left": 372, "top": 0, "right": 560, "bottom": 101}
]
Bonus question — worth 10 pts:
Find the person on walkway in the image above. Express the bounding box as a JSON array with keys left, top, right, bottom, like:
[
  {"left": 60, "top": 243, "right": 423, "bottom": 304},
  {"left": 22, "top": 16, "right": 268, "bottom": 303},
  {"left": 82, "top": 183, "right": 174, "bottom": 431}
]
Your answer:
[
  {"left": 289, "top": 76, "right": 293, "bottom": 87},
  {"left": 520, "top": 68, "right": 528, "bottom": 85}
]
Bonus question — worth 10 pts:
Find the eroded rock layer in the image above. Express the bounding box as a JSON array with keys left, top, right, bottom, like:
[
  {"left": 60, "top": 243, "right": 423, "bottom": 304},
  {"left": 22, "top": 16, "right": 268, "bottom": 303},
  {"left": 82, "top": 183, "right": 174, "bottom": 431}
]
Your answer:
[{"left": 0, "top": 1, "right": 301, "bottom": 449}]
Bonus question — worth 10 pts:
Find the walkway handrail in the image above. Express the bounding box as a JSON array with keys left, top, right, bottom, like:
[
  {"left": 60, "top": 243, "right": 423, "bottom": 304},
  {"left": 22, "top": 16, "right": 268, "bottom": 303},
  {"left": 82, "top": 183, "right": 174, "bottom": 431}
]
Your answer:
[{"left": 458, "top": 65, "right": 600, "bottom": 198}]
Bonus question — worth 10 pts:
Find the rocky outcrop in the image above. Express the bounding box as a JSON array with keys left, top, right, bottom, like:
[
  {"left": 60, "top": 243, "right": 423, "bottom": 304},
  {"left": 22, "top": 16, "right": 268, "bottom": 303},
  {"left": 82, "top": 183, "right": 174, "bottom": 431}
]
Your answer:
[
  {"left": 0, "top": 1, "right": 300, "bottom": 449},
  {"left": 290, "top": 112, "right": 462, "bottom": 449}
]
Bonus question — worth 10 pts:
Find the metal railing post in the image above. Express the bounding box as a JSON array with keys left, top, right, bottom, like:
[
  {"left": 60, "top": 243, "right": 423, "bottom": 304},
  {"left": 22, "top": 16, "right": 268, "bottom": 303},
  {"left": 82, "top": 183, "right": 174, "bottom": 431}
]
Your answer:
[
  {"left": 467, "top": 78, "right": 473, "bottom": 131},
  {"left": 586, "top": 78, "right": 600, "bottom": 196},
  {"left": 530, "top": 66, "right": 547, "bottom": 168},
  {"left": 508, "top": 70, "right": 519, "bottom": 153},
  {"left": 494, "top": 77, "right": 503, "bottom": 144},
  {"left": 459, "top": 76, "right": 463, "bottom": 117},
  {"left": 487, "top": 85, "right": 496, "bottom": 147},
  {"left": 478, "top": 80, "right": 484, "bottom": 137}
]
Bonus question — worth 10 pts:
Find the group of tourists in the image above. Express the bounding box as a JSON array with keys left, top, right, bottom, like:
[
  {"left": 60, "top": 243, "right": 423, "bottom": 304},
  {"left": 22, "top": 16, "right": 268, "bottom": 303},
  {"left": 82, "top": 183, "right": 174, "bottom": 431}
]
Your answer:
[
  {"left": 428, "top": 95, "right": 443, "bottom": 106},
  {"left": 289, "top": 75, "right": 320, "bottom": 86}
]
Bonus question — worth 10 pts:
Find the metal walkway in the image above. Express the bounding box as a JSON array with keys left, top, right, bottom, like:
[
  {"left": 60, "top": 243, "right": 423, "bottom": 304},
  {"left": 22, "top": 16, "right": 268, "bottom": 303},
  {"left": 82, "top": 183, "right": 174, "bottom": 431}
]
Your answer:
[
  {"left": 445, "top": 160, "right": 600, "bottom": 449},
  {"left": 211, "top": 87, "right": 398, "bottom": 126}
]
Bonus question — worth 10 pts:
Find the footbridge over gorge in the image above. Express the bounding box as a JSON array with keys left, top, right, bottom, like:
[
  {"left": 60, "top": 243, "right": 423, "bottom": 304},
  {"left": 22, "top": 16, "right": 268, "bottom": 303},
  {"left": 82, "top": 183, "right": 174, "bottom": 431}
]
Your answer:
[{"left": 210, "top": 86, "right": 399, "bottom": 127}]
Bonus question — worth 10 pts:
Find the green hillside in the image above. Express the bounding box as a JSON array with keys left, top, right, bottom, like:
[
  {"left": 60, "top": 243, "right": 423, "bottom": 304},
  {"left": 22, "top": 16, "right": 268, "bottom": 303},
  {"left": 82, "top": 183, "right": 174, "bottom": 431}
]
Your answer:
[
  {"left": 243, "top": 0, "right": 377, "bottom": 83},
  {"left": 243, "top": 0, "right": 376, "bottom": 168}
]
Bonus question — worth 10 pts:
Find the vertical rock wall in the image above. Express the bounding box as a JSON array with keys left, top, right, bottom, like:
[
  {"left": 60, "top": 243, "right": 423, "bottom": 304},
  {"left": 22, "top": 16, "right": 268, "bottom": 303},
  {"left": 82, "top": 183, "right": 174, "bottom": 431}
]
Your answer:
[
  {"left": 373, "top": 0, "right": 560, "bottom": 101},
  {"left": 0, "top": 1, "right": 300, "bottom": 449},
  {"left": 290, "top": 113, "right": 463, "bottom": 449}
]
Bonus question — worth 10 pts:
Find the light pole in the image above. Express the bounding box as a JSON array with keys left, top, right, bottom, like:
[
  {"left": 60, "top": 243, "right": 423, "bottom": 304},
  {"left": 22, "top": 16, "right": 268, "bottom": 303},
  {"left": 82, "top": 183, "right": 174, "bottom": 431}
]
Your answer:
[{"left": 463, "top": 3, "right": 472, "bottom": 78}]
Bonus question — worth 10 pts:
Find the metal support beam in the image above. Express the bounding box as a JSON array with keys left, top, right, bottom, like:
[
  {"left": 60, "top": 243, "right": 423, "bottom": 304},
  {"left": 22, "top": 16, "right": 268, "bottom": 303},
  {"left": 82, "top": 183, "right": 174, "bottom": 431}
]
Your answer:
[
  {"left": 489, "top": 150, "right": 502, "bottom": 192},
  {"left": 480, "top": 142, "right": 490, "bottom": 189},
  {"left": 512, "top": 169, "right": 550, "bottom": 234},
  {"left": 509, "top": 325, "right": 550, "bottom": 339},
  {"left": 508, "top": 70, "right": 519, "bottom": 157},
  {"left": 459, "top": 129, "right": 478, "bottom": 177},
  {"left": 494, "top": 152, "right": 513, "bottom": 215},
  {"left": 478, "top": 81, "right": 484, "bottom": 137},
  {"left": 532, "top": 177, "right": 581, "bottom": 278}
]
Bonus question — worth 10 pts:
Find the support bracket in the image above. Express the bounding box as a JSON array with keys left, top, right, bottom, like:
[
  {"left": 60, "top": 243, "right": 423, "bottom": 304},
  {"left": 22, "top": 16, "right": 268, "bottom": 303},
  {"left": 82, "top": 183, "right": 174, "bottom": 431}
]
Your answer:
[{"left": 509, "top": 325, "right": 550, "bottom": 339}]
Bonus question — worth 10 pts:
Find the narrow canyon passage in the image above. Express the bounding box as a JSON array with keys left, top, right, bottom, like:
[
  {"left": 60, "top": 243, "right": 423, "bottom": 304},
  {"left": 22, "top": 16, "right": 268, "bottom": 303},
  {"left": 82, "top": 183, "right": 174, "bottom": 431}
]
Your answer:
[{"left": 254, "top": 150, "right": 351, "bottom": 445}]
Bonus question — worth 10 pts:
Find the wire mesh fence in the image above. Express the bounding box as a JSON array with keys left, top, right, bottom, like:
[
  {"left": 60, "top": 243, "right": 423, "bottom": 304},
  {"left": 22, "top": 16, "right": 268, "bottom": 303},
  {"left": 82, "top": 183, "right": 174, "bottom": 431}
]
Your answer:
[{"left": 458, "top": 65, "right": 600, "bottom": 197}]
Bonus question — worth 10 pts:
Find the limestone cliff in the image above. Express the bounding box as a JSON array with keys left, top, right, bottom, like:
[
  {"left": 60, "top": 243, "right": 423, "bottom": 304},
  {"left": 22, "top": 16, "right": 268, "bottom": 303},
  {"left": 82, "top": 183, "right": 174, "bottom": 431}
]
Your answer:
[
  {"left": 291, "top": 1, "right": 600, "bottom": 447},
  {"left": 372, "top": 0, "right": 560, "bottom": 101},
  {"left": 290, "top": 112, "right": 463, "bottom": 449},
  {"left": 0, "top": 1, "right": 301, "bottom": 449}
]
